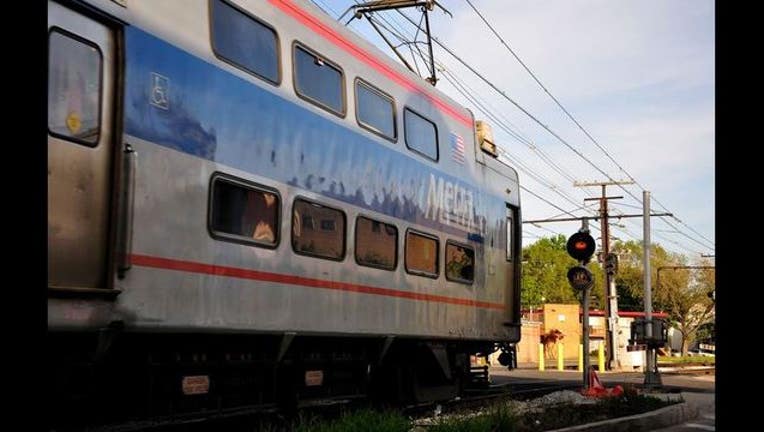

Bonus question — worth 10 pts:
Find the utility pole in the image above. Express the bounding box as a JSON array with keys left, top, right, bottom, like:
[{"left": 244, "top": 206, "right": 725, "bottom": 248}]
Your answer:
[
  {"left": 575, "top": 180, "right": 634, "bottom": 370},
  {"left": 643, "top": 190, "right": 661, "bottom": 388}
]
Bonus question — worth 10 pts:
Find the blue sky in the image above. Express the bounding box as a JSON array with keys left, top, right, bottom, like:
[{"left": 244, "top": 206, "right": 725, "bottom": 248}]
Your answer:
[{"left": 308, "top": 0, "right": 715, "bottom": 260}]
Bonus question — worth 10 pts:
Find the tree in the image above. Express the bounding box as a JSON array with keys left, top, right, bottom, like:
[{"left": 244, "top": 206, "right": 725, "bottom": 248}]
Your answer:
[
  {"left": 521, "top": 234, "right": 606, "bottom": 310},
  {"left": 658, "top": 262, "right": 715, "bottom": 355},
  {"left": 610, "top": 241, "right": 715, "bottom": 355}
]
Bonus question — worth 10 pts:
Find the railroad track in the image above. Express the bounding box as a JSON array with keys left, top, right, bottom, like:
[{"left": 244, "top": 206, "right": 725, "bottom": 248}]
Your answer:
[
  {"left": 403, "top": 380, "right": 582, "bottom": 422},
  {"left": 62, "top": 381, "right": 579, "bottom": 431}
]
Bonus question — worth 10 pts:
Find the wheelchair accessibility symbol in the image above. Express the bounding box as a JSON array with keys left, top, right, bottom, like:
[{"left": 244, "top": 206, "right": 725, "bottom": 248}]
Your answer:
[{"left": 150, "top": 72, "right": 169, "bottom": 110}]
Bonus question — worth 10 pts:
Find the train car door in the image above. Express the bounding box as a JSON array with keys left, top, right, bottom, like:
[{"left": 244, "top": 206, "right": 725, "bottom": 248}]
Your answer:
[
  {"left": 48, "top": 1, "right": 115, "bottom": 290},
  {"left": 505, "top": 204, "right": 521, "bottom": 326}
]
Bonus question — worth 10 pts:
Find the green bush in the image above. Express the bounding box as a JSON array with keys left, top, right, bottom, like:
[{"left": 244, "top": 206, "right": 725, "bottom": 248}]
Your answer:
[
  {"left": 293, "top": 408, "right": 410, "bottom": 432},
  {"left": 429, "top": 403, "right": 518, "bottom": 432}
]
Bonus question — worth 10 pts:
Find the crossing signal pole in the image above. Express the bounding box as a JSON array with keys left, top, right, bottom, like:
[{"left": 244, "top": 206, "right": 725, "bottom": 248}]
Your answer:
[
  {"left": 575, "top": 180, "right": 634, "bottom": 370},
  {"left": 565, "top": 224, "right": 596, "bottom": 389}
]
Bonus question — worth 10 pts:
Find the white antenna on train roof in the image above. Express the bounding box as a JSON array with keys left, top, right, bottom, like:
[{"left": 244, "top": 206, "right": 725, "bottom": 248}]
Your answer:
[{"left": 339, "top": 1, "right": 452, "bottom": 86}]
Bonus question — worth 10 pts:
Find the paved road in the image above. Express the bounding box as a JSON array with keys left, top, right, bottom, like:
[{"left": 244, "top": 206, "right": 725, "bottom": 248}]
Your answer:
[{"left": 490, "top": 366, "right": 716, "bottom": 393}]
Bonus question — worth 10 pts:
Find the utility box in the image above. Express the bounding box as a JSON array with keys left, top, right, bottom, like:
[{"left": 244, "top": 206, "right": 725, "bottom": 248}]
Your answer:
[{"left": 630, "top": 318, "right": 668, "bottom": 348}]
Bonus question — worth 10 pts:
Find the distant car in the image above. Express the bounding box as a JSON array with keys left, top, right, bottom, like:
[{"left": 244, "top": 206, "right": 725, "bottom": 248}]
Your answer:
[{"left": 689, "top": 338, "right": 716, "bottom": 356}]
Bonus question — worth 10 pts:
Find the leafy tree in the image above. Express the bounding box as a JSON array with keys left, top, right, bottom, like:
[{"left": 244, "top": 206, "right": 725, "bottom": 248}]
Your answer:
[
  {"left": 610, "top": 241, "right": 715, "bottom": 355},
  {"left": 659, "top": 260, "right": 715, "bottom": 355},
  {"left": 521, "top": 234, "right": 606, "bottom": 310}
]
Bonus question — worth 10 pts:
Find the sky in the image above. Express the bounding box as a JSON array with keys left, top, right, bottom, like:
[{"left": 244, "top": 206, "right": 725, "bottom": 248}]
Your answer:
[{"left": 309, "top": 0, "right": 715, "bottom": 261}]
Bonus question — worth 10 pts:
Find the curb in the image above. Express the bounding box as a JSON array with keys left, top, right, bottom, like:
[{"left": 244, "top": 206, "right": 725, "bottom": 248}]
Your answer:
[{"left": 544, "top": 397, "right": 699, "bottom": 432}]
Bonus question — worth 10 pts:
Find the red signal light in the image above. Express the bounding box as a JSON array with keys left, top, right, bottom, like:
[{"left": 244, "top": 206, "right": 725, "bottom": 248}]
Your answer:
[{"left": 566, "top": 232, "right": 595, "bottom": 262}]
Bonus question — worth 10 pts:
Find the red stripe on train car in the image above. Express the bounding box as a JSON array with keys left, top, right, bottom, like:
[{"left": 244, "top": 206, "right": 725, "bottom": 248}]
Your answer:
[
  {"left": 130, "top": 254, "right": 505, "bottom": 310},
  {"left": 269, "top": 0, "right": 473, "bottom": 128}
]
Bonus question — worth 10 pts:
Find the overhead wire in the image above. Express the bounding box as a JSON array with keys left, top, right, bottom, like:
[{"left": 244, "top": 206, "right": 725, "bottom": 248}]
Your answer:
[
  {"left": 362, "top": 13, "right": 598, "bottom": 223},
  {"left": 462, "top": 0, "right": 714, "bottom": 252},
  {"left": 346, "top": 3, "right": 687, "bottom": 250},
  {"left": 359, "top": 9, "right": 642, "bottom": 246},
  {"left": 390, "top": 6, "right": 710, "bottom": 253}
]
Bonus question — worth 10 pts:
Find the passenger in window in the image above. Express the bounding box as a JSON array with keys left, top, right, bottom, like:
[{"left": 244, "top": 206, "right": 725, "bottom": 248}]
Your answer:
[
  {"left": 253, "top": 221, "right": 274, "bottom": 242},
  {"left": 446, "top": 244, "right": 474, "bottom": 281},
  {"left": 243, "top": 191, "right": 276, "bottom": 243}
]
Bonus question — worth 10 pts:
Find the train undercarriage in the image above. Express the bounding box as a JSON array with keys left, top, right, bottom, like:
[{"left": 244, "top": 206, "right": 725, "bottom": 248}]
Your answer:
[{"left": 48, "top": 328, "right": 511, "bottom": 429}]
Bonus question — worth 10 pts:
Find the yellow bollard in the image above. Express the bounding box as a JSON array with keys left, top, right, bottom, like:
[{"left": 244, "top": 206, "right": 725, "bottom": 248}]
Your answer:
[
  {"left": 557, "top": 343, "right": 564, "bottom": 371},
  {"left": 598, "top": 341, "right": 605, "bottom": 372},
  {"left": 578, "top": 344, "right": 584, "bottom": 372},
  {"left": 538, "top": 343, "right": 545, "bottom": 371}
]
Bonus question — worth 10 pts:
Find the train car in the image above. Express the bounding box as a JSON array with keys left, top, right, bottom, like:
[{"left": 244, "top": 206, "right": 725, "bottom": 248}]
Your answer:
[{"left": 47, "top": 0, "right": 521, "bottom": 426}]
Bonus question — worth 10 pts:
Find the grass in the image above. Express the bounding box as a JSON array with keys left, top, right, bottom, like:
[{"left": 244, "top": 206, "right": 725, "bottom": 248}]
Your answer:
[
  {"left": 253, "top": 387, "right": 676, "bottom": 432},
  {"left": 428, "top": 403, "right": 519, "bottom": 432},
  {"left": 658, "top": 355, "right": 715, "bottom": 365},
  {"left": 292, "top": 408, "right": 410, "bottom": 432}
]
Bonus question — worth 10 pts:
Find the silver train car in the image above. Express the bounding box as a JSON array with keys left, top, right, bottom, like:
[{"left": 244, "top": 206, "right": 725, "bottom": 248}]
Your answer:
[{"left": 48, "top": 0, "right": 521, "bottom": 425}]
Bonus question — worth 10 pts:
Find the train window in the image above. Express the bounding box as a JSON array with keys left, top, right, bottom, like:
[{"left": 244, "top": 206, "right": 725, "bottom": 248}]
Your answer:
[
  {"left": 404, "top": 108, "right": 438, "bottom": 161},
  {"left": 293, "top": 44, "right": 345, "bottom": 116},
  {"left": 445, "top": 241, "right": 475, "bottom": 284},
  {"left": 355, "top": 216, "right": 397, "bottom": 270},
  {"left": 405, "top": 230, "right": 439, "bottom": 278},
  {"left": 209, "top": 175, "right": 280, "bottom": 248},
  {"left": 48, "top": 29, "right": 102, "bottom": 146},
  {"left": 211, "top": 0, "right": 280, "bottom": 85},
  {"left": 292, "top": 199, "right": 346, "bottom": 260},
  {"left": 355, "top": 79, "right": 396, "bottom": 141}
]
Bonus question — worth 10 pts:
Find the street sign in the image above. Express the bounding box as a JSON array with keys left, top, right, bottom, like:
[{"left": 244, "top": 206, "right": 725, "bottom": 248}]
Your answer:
[
  {"left": 567, "top": 266, "right": 594, "bottom": 291},
  {"left": 566, "top": 231, "right": 596, "bottom": 262}
]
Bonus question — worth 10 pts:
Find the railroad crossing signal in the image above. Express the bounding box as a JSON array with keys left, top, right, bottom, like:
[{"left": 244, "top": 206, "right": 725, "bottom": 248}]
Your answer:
[
  {"left": 566, "top": 231, "right": 596, "bottom": 263},
  {"left": 567, "top": 266, "right": 594, "bottom": 291},
  {"left": 604, "top": 253, "right": 618, "bottom": 275}
]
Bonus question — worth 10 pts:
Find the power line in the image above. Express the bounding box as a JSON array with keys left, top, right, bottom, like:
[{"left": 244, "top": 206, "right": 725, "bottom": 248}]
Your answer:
[
  {"left": 665, "top": 212, "right": 716, "bottom": 249},
  {"left": 392, "top": 8, "right": 712, "bottom": 254},
  {"left": 462, "top": 0, "right": 714, "bottom": 251},
  {"left": 393, "top": 9, "right": 620, "bottom": 184},
  {"left": 358, "top": 8, "right": 595, "bottom": 208},
  {"left": 462, "top": 0, "right": 637, "bottom": 189},
  {"left": 657, "top": 217, "right": 714, "bottom": 251},
  {"left": 436, "top": 65, "right": 591, "bottom": 212},
  {"left": 352, "top": 5, "right": 706, "bottom": 254},
  {"left": 530, "top": 223, "right": 564, "bottom": 238},
  {"left": 359, "top": 11, "right": 626, "bottom": 244},
  {"left": 440, "top": 66, "right": 583, "bottom": 187},
  {"left": 309, "top": 0, "right": 340, "bottom": 18},
  {"left": 354, "top": 13, "right": 600, "bottom": 234}
]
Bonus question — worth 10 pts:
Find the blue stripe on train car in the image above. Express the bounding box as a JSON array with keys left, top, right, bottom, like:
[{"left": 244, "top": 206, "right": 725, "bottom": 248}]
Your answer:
[{"left": 124, "top": 26, "right": 507, "bottom": 243}]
